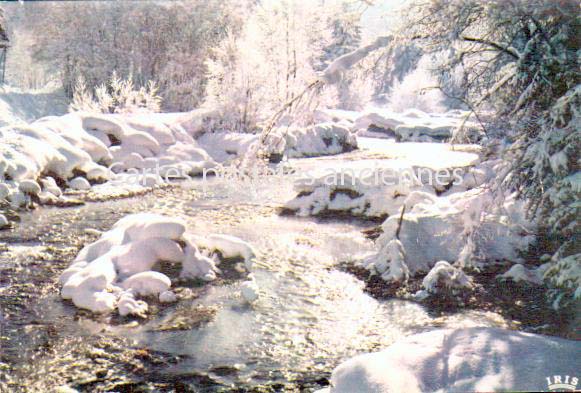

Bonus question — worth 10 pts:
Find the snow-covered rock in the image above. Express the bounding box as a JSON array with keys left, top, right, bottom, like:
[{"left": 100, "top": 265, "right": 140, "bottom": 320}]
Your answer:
[
  {"left": 117, "top": 291, "right": 148, "bottom": 317},
  {"left": 352, "top": 109, "right": 481, "bottom": 143},
  {"left": 0, "top": 214, "right": 9, "bottom": 229},
  {"left": 281, "top": 123, "right": 357, "bottom": 158},
  {"left": 121, "top": 271, "right": 171, "bottom": 296},
  {"left": 19, "top": 179, "right": 41, "bottom": 195},
  {"left": 422, "top": 261, "right": 473, "bottom": 294},
  {"left": 193, "top": 234, "right": 256, "bottom": 270},
  {"left": 59, "top": 213, "right": 257, "bottom": 315},
  {"left": 498, "top": 263, "right": 547, "bottom": 285},
  {"left": 159, "top": 290, "right": 178, "bottom": 303},
  {"left": 320, "top": 327, "right": 581, "bottom": 393},
  {"left": 241, "top": 274, "right": 260, "bottom": 303},
  {"left": 68, "top": 177, "right": 91, "bottom": 191}
]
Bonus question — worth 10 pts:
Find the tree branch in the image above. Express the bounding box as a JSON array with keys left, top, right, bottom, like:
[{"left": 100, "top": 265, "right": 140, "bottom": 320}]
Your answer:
[{"left": 461, "top": 36, "right": 520, "bottom": 59}]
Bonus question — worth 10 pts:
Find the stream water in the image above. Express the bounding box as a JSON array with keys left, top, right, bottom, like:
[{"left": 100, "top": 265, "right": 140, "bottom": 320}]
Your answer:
[{"left": 0, "top": 139, "right": 509, "bottom": 391}]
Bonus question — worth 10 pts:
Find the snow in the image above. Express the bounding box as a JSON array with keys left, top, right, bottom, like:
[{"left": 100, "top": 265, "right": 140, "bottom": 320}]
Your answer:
[
  {"left": 241, "top": 274, "right": 260, "bottom": 303},
  {"left": 320, "top": 327, "right": 581, "bottom": 393},
  {"left": 59, "top": 213, "right": 258, "bottom": 314},
  {"left": 351, "top": 109, "right": 481, "bottom": 142},
  {"left": 159, "top": 290, "right": 178, "bottom": 303},
  {"left": 422, "top": 261, "right": 473, "bottom": 294},
  {"left": 68, "top": 177, "right": 91, "bottom": 190},
  {"left": 0, "top": 110, "right": 219, "bottom": 226},
  {"left": 0, "top": 214, "right": 8, "bottom": 228},
  {"left": 371, "top": 188, "right": 535, "bottom": 278},
  {"left": 284, "top": 141, "right": 480, "bottom": 220},
  {"left": 498, "top": 263, "right": 547, "bottom": 285}
]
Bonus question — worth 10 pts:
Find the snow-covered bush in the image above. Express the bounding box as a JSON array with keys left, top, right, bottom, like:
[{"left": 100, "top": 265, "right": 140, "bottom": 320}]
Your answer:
[
  {"left": 59, "top": 213, "right": 257, "bottom": 315},
  {"left": 364, "top": 188, "right": 535, "bottom": 287},
  {"left": 70, "top": 73, "right": 161, "bottom": 114},
  {"left": 387, "top": 56, "right": 446, "bottom": 113},
  {"left": 421, "top": 261, "right": 473, "bottom": 296}
]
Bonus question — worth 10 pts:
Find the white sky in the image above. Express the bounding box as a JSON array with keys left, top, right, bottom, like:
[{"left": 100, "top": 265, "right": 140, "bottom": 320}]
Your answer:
[{"left": 360, "top": 0, "right": 407, "bottom": 42}]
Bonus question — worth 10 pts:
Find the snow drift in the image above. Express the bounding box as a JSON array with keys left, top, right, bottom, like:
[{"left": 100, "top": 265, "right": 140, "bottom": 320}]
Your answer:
[
  {"left": 284, "top": 143, "right": 482, "bottom": 219},
  {"left": 364, "top": 187, "right": 535, "bottom": 280},
  {"left": 197, "top": 122, "right": 357, "bottom": 163},
  {"left": 351, "top": 109, "right": 481, "bottom": 142},
  {"left": 0, "top": 111, "right": 217, "bottom": 213},
  {"left": 59, "top": 213, "right": 257, "bottom": 315},
  {"left": 318, "top": 327, "right": 581, "bottom": 393}
]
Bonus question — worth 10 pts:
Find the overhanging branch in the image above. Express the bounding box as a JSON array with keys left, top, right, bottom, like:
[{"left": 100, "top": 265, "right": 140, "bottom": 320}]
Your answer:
[{"left": 461, "top": 36, "right": 520, "bottom": 60}]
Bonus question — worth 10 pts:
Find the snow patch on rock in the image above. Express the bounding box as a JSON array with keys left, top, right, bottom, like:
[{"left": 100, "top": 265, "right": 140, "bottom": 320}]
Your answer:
[
  {"left": 59, "top": 213, "right": 258, "bottom": 315},
  {"left": 320, "top": 327, "right": 581, "bottom": 393}
]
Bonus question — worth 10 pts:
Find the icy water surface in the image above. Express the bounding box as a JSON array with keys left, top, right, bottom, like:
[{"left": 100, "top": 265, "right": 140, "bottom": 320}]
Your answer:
[{"left": 0, "top": 140, "right": 508, "bottom": 391}]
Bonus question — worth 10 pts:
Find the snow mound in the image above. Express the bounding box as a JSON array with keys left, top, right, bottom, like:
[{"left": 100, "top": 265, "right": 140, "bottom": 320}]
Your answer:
[
  {"left": 281, "top": 123, "right": 357, "bottom": 158},
  {"left": 498, "top": 263, "right": 548, "bottom": 285},
  {"left": 422, "top": 261, "right": 473, "bottom": 294},
  {"left": 198, "top": 122, "right": 357, "bottom": 164},
  {"left": 197, "top": 132, "right": 258, "bottom": 163},
  {"left": 352, "top": 109, "right": 481, "bottom": 142},
  {"left": 0, "top": 85, "right": 68, "bottom": 127},
  {"left": 370, "top": 188, "right": 535, "bottom": 279},
  {"left": 364, "top": 239, "right": 409, "bottom": 282},
  {"left": 59, "top": 213, "right": 256, "bottom": 315},
  {"left": 241, "top": 273, "right": 260, "bottom": 303},
  {"left": 0, "top": 111, "right": 218, "bottom": 224},
  {"left": 321, "top": 327, "right": 581, "bottom": 393}
]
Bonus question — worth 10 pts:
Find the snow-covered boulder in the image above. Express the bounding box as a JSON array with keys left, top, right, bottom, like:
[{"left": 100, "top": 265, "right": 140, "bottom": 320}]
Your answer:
[
  {"left": 364, "top": 239, "right": 409, "bottom": 282},
  {"left": 498, "top": 263, "right": 547, "bottom": 285},
  {"left": 352, "top": 109, "right": 481, "bottom": 143},
  {"left": 320, "top": 327, "right": 581, "bottom": 393},
  {"left": 59, "top": 213, "right": 258, "bottom": 315},
  {"left": 422, "top": 261, "right": 473, "bottom": 295},
  {"left": 0, "top": 214, "right": 9, "bottom": 229},
  {"left": 241, "top": 273, "right": 260, "bottom": 303},
  {"left": 68, "top": 177, "right": 91, "bottom": 191},
  {"left": 282, "top": 123, "right": 357, "bottom": 158}
]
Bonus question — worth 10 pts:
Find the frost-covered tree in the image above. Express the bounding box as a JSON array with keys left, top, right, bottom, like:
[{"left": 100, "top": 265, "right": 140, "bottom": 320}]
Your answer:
[
  {"left": 397, "top": 0, "right": 580, "bottom": 308},
  {"left": 205, "top": 0, "right": 368, "bottom": 131},
  {"left": 29, "top": 1, "right": 241, "bottom": 111},
  {"left": 70, "top": 72, "right": 161, "bottom": 114}
]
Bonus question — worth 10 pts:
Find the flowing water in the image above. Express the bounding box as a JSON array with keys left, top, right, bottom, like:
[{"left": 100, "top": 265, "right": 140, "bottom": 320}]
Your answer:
[{"left": 0, "top": 139, "right": 508, "bottom": 391}]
